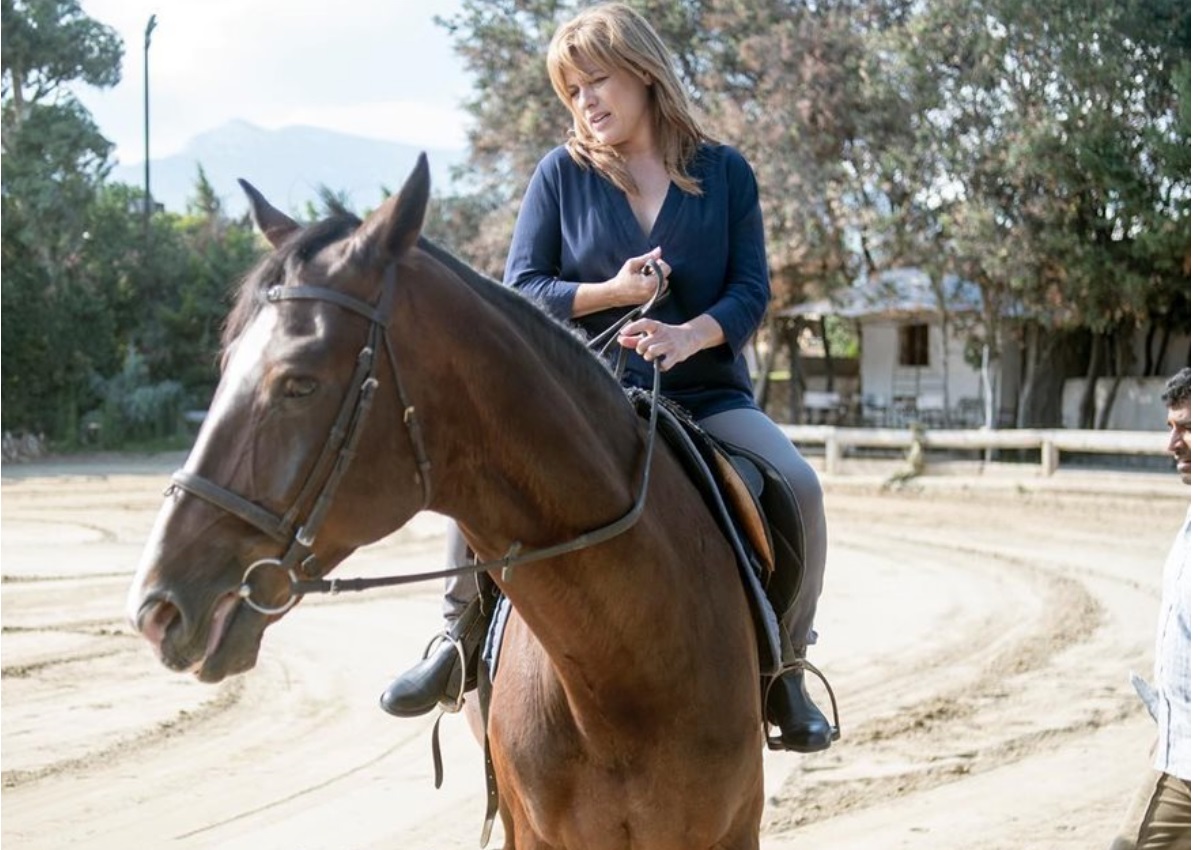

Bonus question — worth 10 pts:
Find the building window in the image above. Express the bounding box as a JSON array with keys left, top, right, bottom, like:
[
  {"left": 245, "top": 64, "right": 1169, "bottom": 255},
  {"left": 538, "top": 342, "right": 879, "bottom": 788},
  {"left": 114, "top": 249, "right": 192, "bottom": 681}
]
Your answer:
[{"left": 899, "top": 323, "right": 930, "bottom": 367}]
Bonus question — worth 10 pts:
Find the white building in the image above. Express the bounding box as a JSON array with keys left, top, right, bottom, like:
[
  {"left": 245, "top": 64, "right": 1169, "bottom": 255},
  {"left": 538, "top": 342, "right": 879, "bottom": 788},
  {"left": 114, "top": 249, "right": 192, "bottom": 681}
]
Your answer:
[
  {"left": 785, "top": 267, "right": 1189, "bottom": 430},
  {"left": 786, "top": 268, "right": 993, "bottom": 427}
]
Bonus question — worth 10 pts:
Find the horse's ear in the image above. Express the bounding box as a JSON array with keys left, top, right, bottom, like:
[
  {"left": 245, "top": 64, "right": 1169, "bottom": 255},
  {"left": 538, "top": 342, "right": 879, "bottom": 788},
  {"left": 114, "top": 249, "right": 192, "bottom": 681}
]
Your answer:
[
  {"left": 238, "top": 179, "right": 300, "bottom": 249},
  {"left": 354, "top": 153, "right": 430, "bottom": 266}
]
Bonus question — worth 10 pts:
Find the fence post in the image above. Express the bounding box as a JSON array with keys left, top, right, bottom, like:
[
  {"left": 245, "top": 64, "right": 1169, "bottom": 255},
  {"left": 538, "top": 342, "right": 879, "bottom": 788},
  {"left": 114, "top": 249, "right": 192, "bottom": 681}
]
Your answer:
[
  {"left": 1041, "top": 440, "right": 1059, "bottom": 476},
  {"left": 825, "top": 434, "right": 842, "bottom": 475}
]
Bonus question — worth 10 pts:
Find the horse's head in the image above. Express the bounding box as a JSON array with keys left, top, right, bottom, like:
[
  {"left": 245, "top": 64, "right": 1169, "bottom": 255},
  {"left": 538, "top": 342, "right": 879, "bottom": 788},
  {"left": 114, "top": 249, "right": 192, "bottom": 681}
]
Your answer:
[{"left": 127, "top": 156, "right": 436, "bottom": 682}]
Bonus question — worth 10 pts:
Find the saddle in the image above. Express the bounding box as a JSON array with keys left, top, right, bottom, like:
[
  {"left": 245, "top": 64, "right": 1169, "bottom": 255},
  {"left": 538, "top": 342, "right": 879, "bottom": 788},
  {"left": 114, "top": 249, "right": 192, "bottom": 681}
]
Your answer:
[{"left": 626, "top": 390, "right": 806, "bottom": 673}]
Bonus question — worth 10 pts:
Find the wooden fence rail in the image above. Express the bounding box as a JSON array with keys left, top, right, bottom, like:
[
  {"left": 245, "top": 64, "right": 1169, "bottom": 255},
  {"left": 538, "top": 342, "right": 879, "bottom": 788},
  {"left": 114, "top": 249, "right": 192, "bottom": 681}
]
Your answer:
[{"left": 778, "top": 425, "right": 1167, "bottom": 476}]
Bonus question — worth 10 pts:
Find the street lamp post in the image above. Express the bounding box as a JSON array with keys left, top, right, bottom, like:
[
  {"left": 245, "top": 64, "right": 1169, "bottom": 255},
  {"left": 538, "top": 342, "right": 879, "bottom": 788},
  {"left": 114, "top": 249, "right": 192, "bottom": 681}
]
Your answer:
[{"left": 143, "top": 14, "right": 157, "bottom": 230}]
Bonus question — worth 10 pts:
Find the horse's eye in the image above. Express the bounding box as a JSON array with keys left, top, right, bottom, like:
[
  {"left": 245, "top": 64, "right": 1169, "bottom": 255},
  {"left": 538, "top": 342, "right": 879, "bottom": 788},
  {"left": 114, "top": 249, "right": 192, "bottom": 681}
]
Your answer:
[{"left": 282, "top": 376, "right": 318, "bottom": 399}]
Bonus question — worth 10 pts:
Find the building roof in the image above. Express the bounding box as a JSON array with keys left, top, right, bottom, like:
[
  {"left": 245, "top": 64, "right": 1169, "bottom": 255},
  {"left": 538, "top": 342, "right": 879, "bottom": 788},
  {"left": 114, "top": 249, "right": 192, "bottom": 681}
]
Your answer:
[{"left": 780, "top": 267, "right": 984, "bottom": 320}]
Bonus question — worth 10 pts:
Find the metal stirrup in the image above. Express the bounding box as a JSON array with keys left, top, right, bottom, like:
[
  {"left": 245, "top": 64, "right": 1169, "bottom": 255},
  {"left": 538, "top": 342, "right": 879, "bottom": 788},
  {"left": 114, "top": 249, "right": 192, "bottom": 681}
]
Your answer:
[{"left": 418, "top": 632, "right": 470, "bottom": 715}]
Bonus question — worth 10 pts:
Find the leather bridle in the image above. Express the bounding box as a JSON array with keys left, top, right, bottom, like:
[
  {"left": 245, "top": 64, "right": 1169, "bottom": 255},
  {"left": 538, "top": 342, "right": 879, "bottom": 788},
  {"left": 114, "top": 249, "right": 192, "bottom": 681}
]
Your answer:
[
  {"left": 167, "top": 263, "right": 433, "bottom": 614},
  {"left": 164, "top": 260, "right": 665, "bottom": 616}
]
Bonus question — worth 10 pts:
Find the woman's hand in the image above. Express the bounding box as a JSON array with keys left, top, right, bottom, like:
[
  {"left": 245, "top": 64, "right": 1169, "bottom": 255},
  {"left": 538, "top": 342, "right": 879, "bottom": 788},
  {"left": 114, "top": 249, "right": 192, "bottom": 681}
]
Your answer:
[
  {"left": 571, "top": 248, "right": 671, "bottom": 318},
  {"left": 607, "top": 247, "right": 672, "bottom": 307},
  {"left": 617, "top": 314, "right": 725, "bottom": 372}
]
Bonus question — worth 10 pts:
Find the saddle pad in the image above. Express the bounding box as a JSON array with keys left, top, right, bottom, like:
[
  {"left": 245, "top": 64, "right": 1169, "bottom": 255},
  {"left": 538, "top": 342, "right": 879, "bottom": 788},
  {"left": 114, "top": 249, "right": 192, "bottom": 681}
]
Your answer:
[
  {"left": 627, "top": 390, "right": 783, "bottom": 672},
  {"left": 484, "top": 595, "right": 512, "bottom": 683}
]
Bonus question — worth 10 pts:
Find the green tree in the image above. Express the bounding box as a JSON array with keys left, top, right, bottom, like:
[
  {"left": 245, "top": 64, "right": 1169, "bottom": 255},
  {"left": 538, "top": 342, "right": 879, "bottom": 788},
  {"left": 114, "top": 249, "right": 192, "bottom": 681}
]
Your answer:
[
  {"left": 165, "top": 167, "right": 262, "bottom": 404},
  {"left": 891, "top": 0, "right": 1189, "bottom": 426},
  {"left": 68, "top": 172, "right": 263, "bottom": 436},
  {"left": 697, "top": 0, "right": 920, "bottom": 304},
  {"left": 433, "top": 0, "right": 567, "bottom": 274},
  {"left": 2, "top": 0, "right": 122, "bottom": 266},
  {"left": 1, "top": 0, "right": 124, "bottom": 438}
]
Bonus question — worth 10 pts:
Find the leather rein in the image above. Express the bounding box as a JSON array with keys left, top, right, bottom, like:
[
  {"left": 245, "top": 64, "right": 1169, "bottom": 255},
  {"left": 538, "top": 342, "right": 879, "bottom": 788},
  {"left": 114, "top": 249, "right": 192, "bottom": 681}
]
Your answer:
[{"left": 166, "top": 261, "right": 665, "bottom": 617}]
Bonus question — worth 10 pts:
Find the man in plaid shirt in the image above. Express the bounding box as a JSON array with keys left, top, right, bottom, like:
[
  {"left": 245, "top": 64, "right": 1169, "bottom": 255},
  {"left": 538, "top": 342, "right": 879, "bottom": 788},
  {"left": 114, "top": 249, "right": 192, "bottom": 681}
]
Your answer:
[{"left": 1111, "top": 366, "right": 1191, "bottom": 850}]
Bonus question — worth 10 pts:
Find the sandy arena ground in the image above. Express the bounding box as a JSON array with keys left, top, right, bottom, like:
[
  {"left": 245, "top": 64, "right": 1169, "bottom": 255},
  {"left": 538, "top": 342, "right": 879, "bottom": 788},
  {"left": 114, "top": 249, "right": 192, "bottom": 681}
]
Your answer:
[{"left": 0, "top": 452, "right": 1188, "bottom": 849}]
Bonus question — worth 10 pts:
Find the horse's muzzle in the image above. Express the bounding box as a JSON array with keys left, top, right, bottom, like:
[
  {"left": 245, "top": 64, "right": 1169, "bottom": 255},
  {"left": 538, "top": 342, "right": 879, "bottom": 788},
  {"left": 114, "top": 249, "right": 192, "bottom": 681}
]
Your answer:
[{"left": 131, "top": 590, "right": 190, "bottom": 671}]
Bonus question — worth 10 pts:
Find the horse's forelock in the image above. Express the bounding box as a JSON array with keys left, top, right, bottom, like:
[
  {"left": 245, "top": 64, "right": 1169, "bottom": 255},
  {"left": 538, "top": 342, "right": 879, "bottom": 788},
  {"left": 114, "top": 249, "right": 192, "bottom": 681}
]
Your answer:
[{"left": 222, "top": 214, "right": 364, "bottom": 352}]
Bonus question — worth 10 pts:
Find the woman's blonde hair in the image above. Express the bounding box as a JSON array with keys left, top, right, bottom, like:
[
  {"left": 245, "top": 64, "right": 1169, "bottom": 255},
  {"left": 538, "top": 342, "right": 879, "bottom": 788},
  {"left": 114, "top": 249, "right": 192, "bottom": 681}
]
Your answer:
[{"left": 546, "top": 3, "right": 712, "bottom": 196}]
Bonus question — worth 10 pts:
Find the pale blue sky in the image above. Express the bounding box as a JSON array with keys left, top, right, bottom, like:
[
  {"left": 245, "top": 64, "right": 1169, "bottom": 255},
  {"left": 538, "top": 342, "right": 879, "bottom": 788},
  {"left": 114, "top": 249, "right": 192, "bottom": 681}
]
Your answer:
[{"left": 74, "top": 0, "right": 474, "bottom": 166}]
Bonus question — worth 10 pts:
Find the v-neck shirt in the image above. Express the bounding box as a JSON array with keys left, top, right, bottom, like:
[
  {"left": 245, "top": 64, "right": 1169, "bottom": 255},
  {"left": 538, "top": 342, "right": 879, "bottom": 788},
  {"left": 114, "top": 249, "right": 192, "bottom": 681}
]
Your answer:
[{"left": 503, "top": 143, "right": 771, "bottom": 419}]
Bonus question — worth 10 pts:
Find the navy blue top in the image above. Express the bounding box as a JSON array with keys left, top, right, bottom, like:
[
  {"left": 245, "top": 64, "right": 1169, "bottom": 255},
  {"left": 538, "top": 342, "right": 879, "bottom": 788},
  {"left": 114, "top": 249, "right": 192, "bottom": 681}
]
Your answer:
[{"left": 503, "top": 143, "right": 771, "bottom": 419}]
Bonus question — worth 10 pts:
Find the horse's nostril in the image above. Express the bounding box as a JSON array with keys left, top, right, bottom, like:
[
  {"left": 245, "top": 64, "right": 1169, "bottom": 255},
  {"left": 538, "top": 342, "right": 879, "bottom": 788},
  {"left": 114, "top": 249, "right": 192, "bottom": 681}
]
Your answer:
[{"left": 137, "top": 596, "right": 182, "bottom": 651}]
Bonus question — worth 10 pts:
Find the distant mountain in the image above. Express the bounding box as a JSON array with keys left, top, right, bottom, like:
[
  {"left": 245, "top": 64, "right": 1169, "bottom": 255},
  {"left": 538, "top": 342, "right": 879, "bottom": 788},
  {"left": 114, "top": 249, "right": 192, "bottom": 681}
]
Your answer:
[{"left": 110, "top": 120, "right": 465, "bottom": 217}]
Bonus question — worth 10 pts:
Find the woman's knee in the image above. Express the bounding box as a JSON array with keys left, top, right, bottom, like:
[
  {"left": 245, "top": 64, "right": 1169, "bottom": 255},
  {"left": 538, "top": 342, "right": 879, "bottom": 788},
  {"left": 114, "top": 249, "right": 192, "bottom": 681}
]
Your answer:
[{"left": 783, "top": 453, "right": 825, "bottom": 522}]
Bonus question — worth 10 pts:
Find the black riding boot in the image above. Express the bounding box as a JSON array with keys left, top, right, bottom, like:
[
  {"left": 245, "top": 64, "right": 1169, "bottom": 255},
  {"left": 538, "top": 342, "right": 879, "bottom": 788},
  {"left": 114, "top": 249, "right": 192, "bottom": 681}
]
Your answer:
[
  {"left": 380, "top": 597, "right": 486, "bottom": 718},
  {"left": 766, "top": 654, "right": 835, "bottom": 753}
]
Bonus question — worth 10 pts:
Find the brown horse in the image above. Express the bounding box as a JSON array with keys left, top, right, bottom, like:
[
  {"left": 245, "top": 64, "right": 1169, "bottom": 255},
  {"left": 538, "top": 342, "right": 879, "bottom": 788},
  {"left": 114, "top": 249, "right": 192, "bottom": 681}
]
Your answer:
[{"left": 126, "top": 156, "right": 764, "bottom": 849}]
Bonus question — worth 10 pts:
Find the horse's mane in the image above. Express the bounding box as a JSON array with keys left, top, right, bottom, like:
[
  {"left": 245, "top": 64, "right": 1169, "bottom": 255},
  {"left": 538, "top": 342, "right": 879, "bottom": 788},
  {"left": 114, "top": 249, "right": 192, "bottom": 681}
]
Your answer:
[
  {"left": 416, "top": 236, "right": 631, "bottom": 408},
  {"left": 222, "top": 217, "right": 630, "bottom": 412}
]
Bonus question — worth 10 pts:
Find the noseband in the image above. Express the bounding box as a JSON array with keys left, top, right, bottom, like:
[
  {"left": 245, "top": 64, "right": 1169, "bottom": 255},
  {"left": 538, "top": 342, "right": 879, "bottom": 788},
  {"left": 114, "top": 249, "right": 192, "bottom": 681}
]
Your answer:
[{"left": 167, "top": 263, "right": 434, "bottom": 614}]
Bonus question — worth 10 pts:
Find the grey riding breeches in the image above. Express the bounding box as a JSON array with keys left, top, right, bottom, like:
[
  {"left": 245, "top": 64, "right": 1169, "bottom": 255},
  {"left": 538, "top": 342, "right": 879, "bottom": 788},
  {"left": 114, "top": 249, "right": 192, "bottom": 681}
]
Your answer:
[{"left": 696, "top": 406, "right": 826, "bottom": 649}]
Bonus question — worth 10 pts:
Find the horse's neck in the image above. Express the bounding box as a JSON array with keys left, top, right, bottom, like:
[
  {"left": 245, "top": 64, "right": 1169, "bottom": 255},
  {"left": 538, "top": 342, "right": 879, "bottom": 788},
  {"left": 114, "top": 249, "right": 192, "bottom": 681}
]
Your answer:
[
  {"left": 404, "top": 258, "right": 644, "bottom": 551},
  {"left": 401, "top": 256, "right": 749, "bottom": 726}
]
